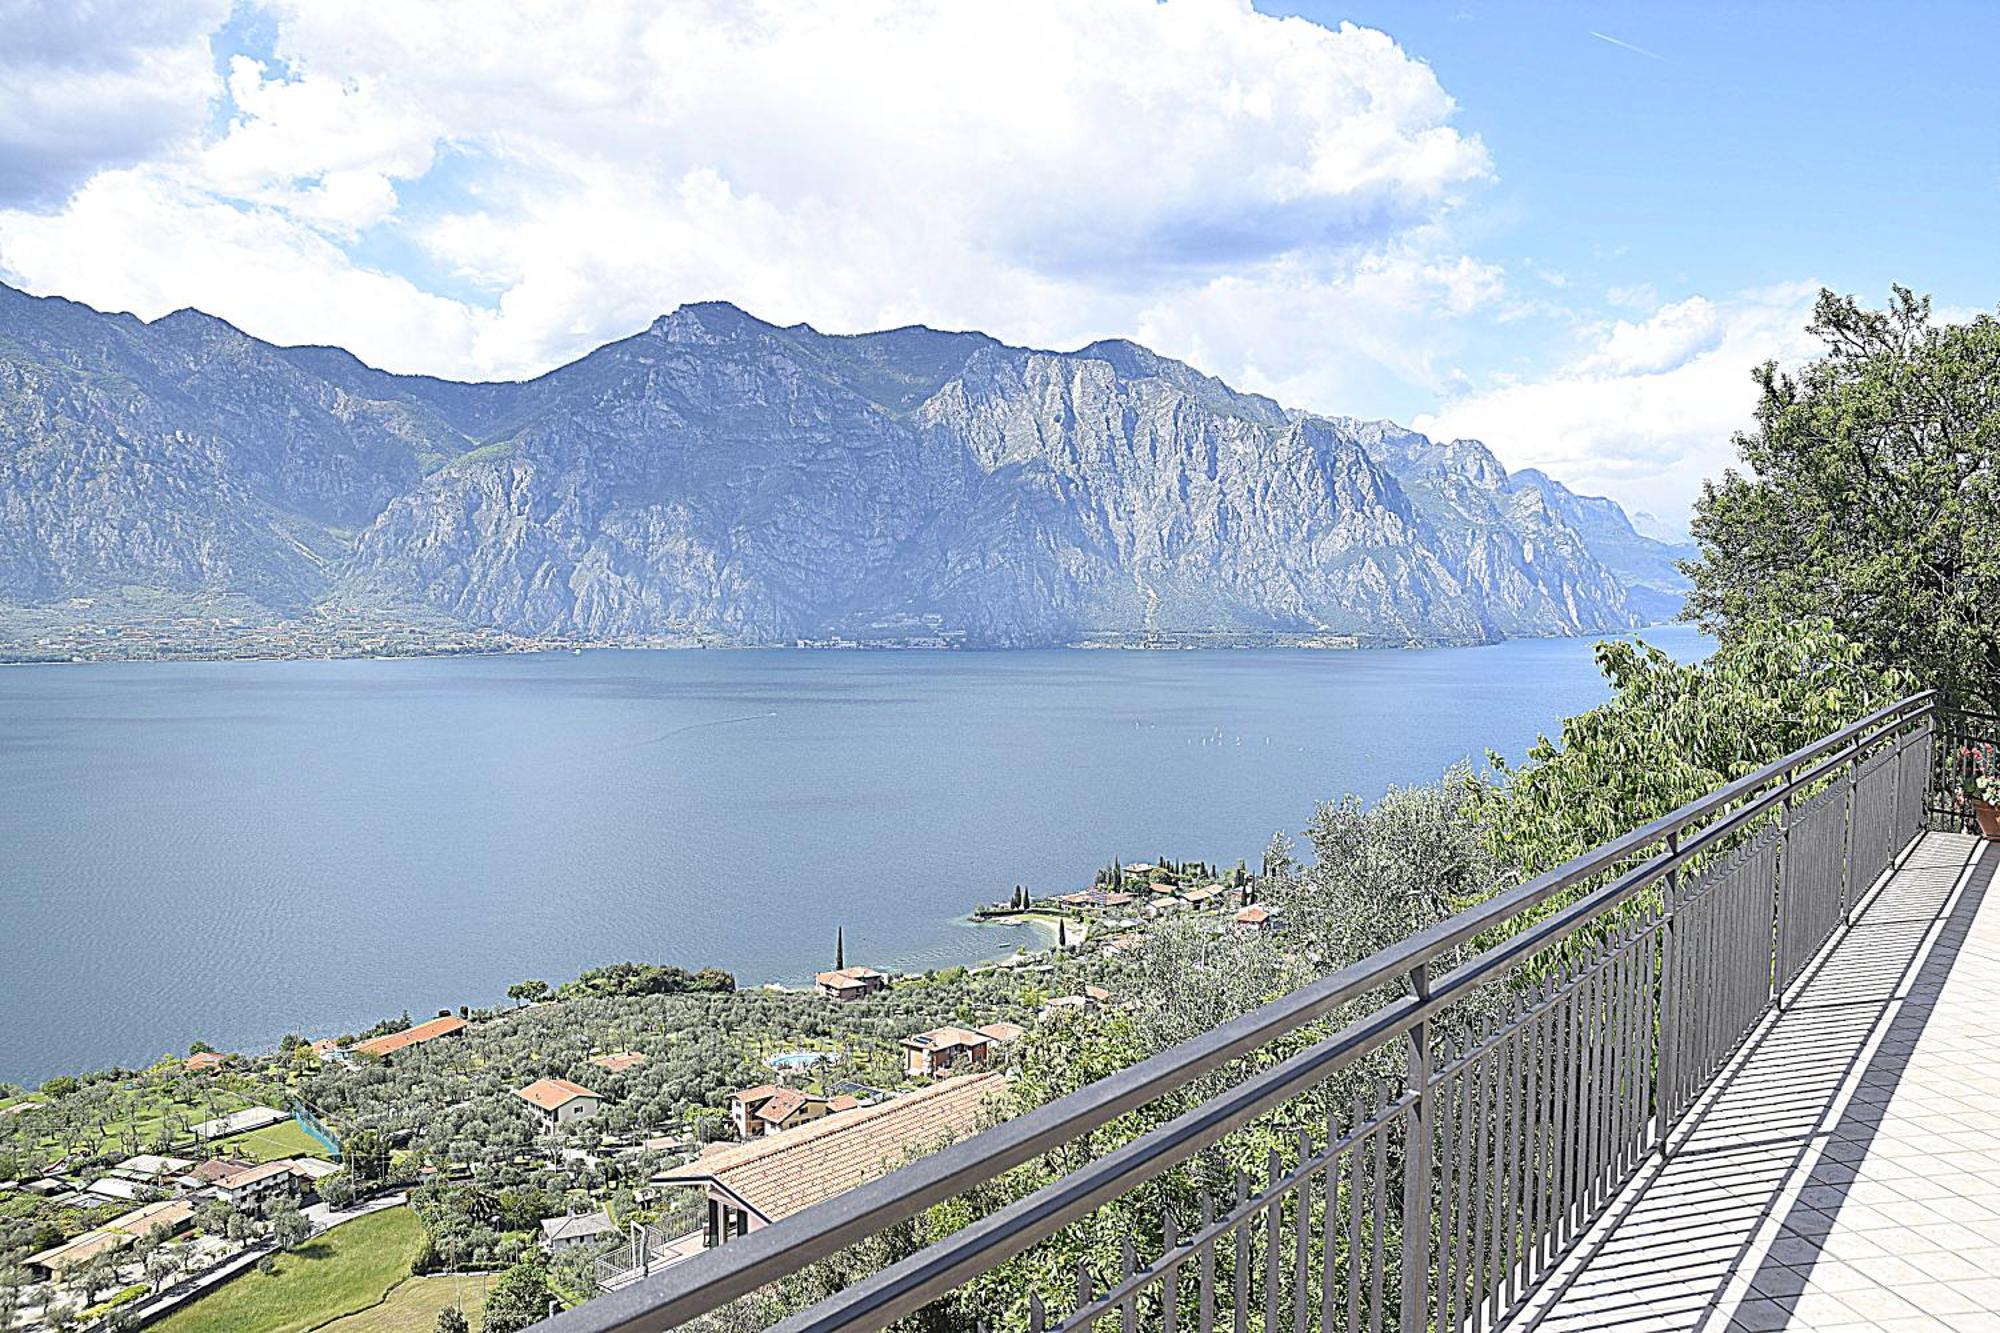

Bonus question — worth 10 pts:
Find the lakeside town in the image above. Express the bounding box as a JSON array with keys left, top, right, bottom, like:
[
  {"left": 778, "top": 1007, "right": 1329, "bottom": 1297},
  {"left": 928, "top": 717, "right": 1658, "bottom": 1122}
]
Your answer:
[{"left": 0, "top": 857, "right": 1281, "bottom": 1332}]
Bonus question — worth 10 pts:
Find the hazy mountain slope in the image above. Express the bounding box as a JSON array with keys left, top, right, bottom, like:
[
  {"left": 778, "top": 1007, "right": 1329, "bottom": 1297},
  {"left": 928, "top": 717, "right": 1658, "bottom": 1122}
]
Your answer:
[
  {"left": 0, "top": 283, "right": 1672, "bottom": 646},
  {"left": 1505, "top": 468, "right": 1696, "bottom": 623}
]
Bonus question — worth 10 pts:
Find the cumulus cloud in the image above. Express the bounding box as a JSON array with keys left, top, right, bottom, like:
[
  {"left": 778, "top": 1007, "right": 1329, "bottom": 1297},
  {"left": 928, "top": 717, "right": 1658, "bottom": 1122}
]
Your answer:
[
  {"left": 0, "top": 0, "right": 1495, "bottom": 391},
  {"left": 0, "top": 0, "right": 229, "bottom": 206},
  {"left": 1412, "top": 283, "right": 1824, "bottom": 524}
]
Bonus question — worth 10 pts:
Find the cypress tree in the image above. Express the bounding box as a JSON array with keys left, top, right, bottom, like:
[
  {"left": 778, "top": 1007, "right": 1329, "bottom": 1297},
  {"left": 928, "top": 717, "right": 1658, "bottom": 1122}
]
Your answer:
[{"left": 835, "top": 926, "right": 845, "bottom": 970}]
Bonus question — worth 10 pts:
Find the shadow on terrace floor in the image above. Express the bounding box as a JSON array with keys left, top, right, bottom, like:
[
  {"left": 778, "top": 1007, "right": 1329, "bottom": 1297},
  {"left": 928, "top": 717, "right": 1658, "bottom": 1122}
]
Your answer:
[{"left": 1519, "top": 832, "right": 1997, "bottom": 1333}]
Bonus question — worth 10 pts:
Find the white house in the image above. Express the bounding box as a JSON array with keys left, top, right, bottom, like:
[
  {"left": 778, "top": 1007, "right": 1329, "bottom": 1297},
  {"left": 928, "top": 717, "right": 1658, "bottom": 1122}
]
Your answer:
[{"left": 516, "top": 1077, "right": 603, "bottom": 1126}]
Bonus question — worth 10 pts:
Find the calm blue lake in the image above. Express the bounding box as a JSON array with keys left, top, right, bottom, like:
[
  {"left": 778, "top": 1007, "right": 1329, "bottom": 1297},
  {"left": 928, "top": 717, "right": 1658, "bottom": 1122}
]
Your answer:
[{"left": 0, "top": 628, "right": 1707, "bottom": 1085}]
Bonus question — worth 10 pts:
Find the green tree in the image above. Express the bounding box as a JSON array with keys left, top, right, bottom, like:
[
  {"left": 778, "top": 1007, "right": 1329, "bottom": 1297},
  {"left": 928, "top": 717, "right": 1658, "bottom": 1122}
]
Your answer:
[
  {"left": 1467, "top": 619, "right": 1904, "bottom": 878},
  {"left": 505, "top": 980, "right": 550, "bottom": 1008},
  {"left": 435, "top": 1305, "right": 470, "bottom": 1333},
  {"left": 1686, "top": 286, "right": 2000, "bottom": 709},
  {"left": 481, "top": 1257, "right": 559, "bottom": 1333},
  {"left": 268, "top": 1202, "right": 311, "bottom": 1249}
]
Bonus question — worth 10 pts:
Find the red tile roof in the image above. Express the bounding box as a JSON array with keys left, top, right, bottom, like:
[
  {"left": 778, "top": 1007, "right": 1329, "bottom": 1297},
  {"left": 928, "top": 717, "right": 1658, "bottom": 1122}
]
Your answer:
[
  {"left": 900, "top": 1025, "right": 991, "bottom": 1052},
  {"left": 516, "top": 1076, "right": 600, "bottom": 1111},
  {"left": 352, "top": 1015, "right": 468, "bottom": 1057},
  {"left": 659, "top": 1074, "right": 1005, "bottom": 1223},
  {"left": 755, "top": 1088, "right": 810, "bottom": 1123},
  {"left": 589, "top": 1051, "right": 648, "bottom": 1073}
]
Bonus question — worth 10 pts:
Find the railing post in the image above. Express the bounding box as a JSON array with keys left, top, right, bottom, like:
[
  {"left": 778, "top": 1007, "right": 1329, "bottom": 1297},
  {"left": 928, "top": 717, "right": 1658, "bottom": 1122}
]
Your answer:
[
  {"left": 1773, "top": 766, "right": 1796, "bottom": 1009},
  {"left": 1840, "top": 745, "right": 1860, "bottom": 925},
  {"left": 1653, "top": 830, "right": 1680, "bottom": 1159},
  {"left": 1400, "top": 962, "right": 1432, "bottom": 1333}
]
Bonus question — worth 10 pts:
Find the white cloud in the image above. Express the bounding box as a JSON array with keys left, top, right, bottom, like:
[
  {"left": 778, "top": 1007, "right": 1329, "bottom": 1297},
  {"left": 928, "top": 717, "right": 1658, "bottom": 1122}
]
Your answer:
[
  {"left": 1413, "top": 282, "right": 1824, "bottom": 523},
  {"left": 0, "top": 0, "right": 229, "bottom": 206},
  {"left": 0, "top": 0, "right": 1496, "bottom": 389}
]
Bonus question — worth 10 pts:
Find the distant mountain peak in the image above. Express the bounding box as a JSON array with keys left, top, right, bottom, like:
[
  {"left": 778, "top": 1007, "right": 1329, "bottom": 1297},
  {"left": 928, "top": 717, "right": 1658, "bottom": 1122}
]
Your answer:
[{"left": 648, "top": 300, "right": 773, "bottom": 341}]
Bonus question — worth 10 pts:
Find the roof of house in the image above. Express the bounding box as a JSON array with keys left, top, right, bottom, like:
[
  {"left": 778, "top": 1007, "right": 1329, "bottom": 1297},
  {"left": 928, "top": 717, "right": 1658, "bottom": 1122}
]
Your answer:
[
  {"left": 1183, "top": 885, "right": 1224, "bottom": 901},
  {"left": 113, "top": 1154, "right": 193, "bottom": 1180},
  {"left": 109, "top": 1199, "right": 194, "bottom": 1236},
  {"left": 814, "top": 966, "right": 886, "bottom": 988},
  {"left": 288, "top": 1157, "right": 342, "bottom": 1180},
  {"left": 828, "top": 1094, "right": 860, "bottom": 1113},
  {"left": 189, "top": 1158, "right": 256, "bottom": 1185},
  {"left": 26, "top": 1228, "right": 131, "bottom": 1272},
  {"left": 1084, "top": 985, "right": 1112, "bottom": 1003},
  {"left": 85, "top": 1177, "right": 143, "bottom": 1201},
  {"left": 309, "top": 1038, "right": 342, "bottom": 1055},
  {"left": 540, "top": 1210, "right": 615, "bottom": 1243},
  {"left": 731, "top": 1084, "right": 782, "bottom": 1105},
  {"left": 517, "top": 1077, "right": 601, "bottom": 1111},
  {"left": 185, "top": 1051, "right": 229, "bottom": 1070},
  {"left": 590, "top": 1051, "right": 648, "bottom": 1073},
  {"left": 1149, "top": 882, "right": 1179, "bottom": 894},
  {"left": 1100, "top": 892, "right": 1136, "bottom": 906},
  {"left": 900, "top": 1025, "right": 991, "bottom": 1052},
  {"left": 217, "top": 1160, "right": 296, "bottom": 1191},
  {"left": 755, "top": 1088, "right": 812, "bottom": 1123},
  {"left": 977, "top": 1022, "right": 1026, "bottom": 1044},
  {"left": 658, "top": 1074, "right": 1005, "bottom": 1223},
  {"left": 352, "top": 1015, "right": 469, "bottom": 1057},
  {"left": 1236, "top": 905, "right": 1273, "bottom": 924}
]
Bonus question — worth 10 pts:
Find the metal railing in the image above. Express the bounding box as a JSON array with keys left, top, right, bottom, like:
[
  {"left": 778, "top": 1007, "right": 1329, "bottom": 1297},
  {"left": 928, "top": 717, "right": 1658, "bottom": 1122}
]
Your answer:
[
  {"left": 1929, "top": 706, "right": 2000, "bottom": 832},
  {"left": 542, "top": 691, "right": 1942, "bottom": 1333}
]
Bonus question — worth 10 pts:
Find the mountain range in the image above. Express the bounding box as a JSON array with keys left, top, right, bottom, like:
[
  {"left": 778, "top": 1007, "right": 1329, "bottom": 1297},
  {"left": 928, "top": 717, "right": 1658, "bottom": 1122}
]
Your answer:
[{"left": 0, "top": 282, "right": 1693, "bottom": 650}]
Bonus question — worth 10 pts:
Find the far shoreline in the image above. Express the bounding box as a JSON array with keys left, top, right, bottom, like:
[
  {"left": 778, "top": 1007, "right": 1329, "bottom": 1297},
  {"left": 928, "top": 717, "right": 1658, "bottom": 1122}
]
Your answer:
[{"left": 0, "top": 621, "right": 1693, "bottom": 670}]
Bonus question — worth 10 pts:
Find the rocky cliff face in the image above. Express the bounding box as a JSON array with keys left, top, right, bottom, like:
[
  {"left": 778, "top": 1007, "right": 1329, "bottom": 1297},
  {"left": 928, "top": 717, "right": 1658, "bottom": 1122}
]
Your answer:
[{"left": 0, "top": 283, "right": 1690, "bottom": 646}]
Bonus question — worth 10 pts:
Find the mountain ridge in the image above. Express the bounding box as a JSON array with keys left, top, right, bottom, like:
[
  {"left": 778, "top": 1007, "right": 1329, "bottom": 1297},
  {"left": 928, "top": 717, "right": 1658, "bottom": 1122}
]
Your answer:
[{"left": 0, "top": 283, "right": 1691, "bottom": 651}]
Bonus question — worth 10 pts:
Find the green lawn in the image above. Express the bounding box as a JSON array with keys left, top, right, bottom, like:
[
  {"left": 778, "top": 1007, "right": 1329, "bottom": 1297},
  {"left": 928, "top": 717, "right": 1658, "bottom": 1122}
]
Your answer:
[
  {"left": 153, "top": 1206, "right": 424, "bottom": 1333},
  {"left": 210, "top": 1118, "right": 331, "bottom": 1163},
  {"left": 319, "top": 1276, "right": 486, "bottom": 1333}
]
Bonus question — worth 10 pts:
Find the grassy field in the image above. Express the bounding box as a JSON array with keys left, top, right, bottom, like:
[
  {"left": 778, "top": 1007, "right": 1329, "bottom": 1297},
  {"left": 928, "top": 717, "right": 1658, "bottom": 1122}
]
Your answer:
[
  {"left": 319, "top": 1275, "right": 486, "bottom": 1332},
  {"left": 210, "top": 1118, "right": 331, "bottom": 1163},
  {"left": 153, "top": 1206, "right": 424, "bottom": 1333}
]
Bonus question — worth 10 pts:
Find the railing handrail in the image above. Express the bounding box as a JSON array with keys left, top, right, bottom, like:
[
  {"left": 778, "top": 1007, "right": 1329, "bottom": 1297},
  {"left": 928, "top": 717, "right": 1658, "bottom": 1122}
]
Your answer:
[{"left": 541, "top": 689, "right": 1936, "bottom": 1332}]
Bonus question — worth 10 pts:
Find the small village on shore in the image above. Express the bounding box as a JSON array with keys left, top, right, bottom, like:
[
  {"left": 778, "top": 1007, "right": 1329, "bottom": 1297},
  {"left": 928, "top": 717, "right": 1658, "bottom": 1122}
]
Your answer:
[{"left": 0, "top": 856, "right": 1283, "bottom": 1332}]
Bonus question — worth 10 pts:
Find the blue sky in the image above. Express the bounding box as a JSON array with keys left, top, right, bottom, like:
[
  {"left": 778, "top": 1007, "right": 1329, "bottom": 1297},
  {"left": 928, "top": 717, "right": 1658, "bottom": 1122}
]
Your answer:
[
  {"left": 1309, "top": 1, "right": 1998, "bottom": 318},
  {"left": 0, "top": 0, "right": 1991, "bottom": 525}
]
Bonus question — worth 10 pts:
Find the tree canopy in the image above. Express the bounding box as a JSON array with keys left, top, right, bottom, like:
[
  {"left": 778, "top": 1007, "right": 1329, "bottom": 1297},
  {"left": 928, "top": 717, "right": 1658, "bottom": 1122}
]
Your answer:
[{"left": 1685, "top": 286, "right": 2000, "bottom": 709}]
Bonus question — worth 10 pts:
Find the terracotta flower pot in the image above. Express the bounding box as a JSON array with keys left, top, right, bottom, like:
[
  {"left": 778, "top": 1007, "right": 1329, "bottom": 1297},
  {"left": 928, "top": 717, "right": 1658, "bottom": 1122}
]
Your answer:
[{"left": 1977, "top": 800, "right": 2000, "bottom": 841}]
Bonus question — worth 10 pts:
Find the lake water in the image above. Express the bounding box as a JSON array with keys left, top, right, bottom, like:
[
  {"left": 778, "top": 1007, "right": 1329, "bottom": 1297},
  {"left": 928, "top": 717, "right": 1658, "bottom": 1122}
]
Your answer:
[{"left": 0, "top": 628, "right": 1708, "bottom": 1085}]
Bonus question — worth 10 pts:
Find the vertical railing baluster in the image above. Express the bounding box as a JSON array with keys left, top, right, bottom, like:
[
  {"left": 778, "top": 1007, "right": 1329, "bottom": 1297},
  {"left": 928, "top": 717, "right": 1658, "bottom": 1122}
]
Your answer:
[
  {"left": 1265, "top": 1149, "right": 1281, "bottom": 1333},
  {"left": 1370, "top": 1087, "right": 1389, "bottom": 1333},
  {"left": 1550, "top": 967, "right": 1577, "bottom": 1252},
  {"left": 1163, "top": 1212, "right": 1181, "bottom": 1333},
  {"left": 1321, "top": 1107, "right": 1340, "bottom": 1333},
  {"left": 1400, "top": 962, "right": 1432, "bottom": 1332},
  {"left": 1233, "top": 1172, "right": 1249, "bottom": 1333},
  {"left": 1121, "top": 1235, "right": 1138, "bottom": 1333},
  {"left": 1840, "top": 746, "right": 1858, "bottom": 925},
  {"left": 1447, "top": 1031, "right": 1477, "bottom": 1333},
  {"left": 1199, "top": 1190, "right": 1216, "bottom": 1333},
  {"left": 1655, "top": 829, "right": 1681, "bottom": 1156},
  {"left": 1293, "top": 1128, "right": 1310, "bottom": 1333},
  {"left": 1466, "top": 1035, "right": 1492, "bottom": 1327},
  {"left": 1345, "top": 1092, "right": 1364, "bottom": 1333}
]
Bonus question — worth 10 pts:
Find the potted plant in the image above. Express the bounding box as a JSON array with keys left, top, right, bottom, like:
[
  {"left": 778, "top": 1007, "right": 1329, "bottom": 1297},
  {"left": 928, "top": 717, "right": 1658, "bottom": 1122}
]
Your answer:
[{"left": 1961, "top": 742, "right": 2000, "bottom": 839}]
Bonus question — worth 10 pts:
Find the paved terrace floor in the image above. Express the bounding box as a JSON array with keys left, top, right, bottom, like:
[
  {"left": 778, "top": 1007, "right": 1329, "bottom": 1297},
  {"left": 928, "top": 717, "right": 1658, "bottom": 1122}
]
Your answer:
[{"left": 1519, "top": 831, "right": 2000, "bottom": 1333}]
